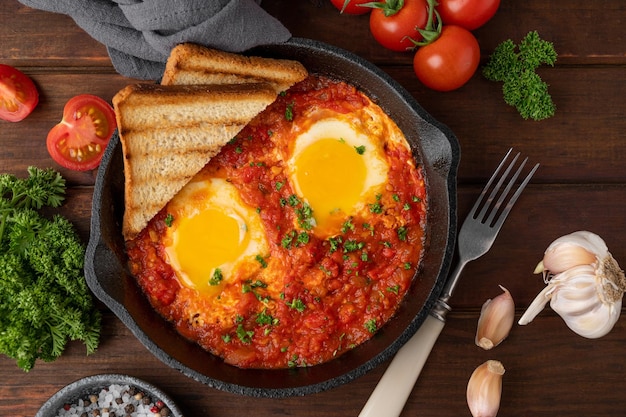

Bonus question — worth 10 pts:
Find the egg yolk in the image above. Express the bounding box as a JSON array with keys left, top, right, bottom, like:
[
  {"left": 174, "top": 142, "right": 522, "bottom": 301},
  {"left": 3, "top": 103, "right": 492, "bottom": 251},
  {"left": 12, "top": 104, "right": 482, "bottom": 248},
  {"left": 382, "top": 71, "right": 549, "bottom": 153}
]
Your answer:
[
  {"left": 171, "top": 208, "right": 250, "bottom": 291},
  {"left": 292, "top": 138, "right": 367, "bottom": 236}
]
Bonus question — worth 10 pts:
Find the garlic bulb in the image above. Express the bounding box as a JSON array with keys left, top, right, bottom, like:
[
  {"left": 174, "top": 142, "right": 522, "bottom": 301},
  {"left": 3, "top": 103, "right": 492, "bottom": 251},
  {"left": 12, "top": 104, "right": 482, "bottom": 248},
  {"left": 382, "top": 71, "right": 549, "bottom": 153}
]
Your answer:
[
  {"left": 519, "top": 230, "right": 626, "bottom": 338},
  {"left": 466, "top": 360, "right": 505, "bottom": 417},
  {"left": 475, "top": 286, "right": 515, "bottom": 350}
]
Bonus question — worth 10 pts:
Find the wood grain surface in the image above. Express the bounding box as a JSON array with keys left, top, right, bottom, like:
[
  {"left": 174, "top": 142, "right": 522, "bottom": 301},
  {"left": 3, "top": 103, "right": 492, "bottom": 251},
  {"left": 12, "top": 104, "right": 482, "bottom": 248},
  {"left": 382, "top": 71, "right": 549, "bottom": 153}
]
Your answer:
[{"left": 1, "top": 1, "right": 625, "bottom": 416}]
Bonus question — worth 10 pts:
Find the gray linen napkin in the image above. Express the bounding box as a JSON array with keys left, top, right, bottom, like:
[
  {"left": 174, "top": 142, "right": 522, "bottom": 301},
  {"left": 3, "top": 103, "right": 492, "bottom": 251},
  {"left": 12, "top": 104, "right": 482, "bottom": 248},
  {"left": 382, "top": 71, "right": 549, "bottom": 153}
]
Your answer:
[{"left": 18, "top": 0, "right": 291, "bottom": 80}]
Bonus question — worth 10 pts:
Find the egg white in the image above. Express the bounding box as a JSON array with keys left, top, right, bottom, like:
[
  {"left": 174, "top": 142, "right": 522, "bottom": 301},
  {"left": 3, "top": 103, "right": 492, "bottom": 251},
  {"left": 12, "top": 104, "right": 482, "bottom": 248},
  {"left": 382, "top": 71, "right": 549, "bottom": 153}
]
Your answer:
[
  {"left": 163, "top": 177, "right": 268, "bottom": 293},
  {"left": 286, "top": 114, "right": 390, "bottom": 237}
]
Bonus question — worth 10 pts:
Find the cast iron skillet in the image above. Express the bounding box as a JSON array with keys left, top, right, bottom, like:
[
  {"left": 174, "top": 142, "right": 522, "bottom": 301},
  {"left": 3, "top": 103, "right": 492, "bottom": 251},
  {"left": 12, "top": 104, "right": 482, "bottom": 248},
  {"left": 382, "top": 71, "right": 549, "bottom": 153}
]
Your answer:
[{"left": 85, "top": 37, "right": 460, "bottom": 398}]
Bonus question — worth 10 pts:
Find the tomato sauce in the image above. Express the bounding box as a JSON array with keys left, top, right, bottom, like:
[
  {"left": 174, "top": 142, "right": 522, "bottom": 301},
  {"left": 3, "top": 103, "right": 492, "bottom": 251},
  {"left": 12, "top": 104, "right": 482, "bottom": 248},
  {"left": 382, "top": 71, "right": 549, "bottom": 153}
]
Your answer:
[{"left": 126, "top": 75, "right": 427, "bottom": 369}]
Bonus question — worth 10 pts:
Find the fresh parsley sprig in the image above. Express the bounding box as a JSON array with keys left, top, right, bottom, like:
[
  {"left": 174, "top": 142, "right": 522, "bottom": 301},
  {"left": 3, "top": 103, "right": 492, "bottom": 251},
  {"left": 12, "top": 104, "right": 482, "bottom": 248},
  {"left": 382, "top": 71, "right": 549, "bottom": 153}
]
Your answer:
[
  {"left": 0, "top": 167, "right": 101, "bottom": 371},
  {"left": 483, "top": 31, "right": 558, "bottom": 121}
]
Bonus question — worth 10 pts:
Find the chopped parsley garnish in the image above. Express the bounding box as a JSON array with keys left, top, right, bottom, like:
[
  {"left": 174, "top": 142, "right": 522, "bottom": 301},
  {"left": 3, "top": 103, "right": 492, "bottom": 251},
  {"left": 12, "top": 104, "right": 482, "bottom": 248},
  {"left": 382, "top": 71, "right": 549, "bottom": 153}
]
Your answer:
[
  {"left": 297, "top": 231, "right": 310, "bottom": 245},
  {"left": 242, "top": 279, "right": 268, "bottom": 294},
  {"left": 281, "top": 230, "right": 296, "bottom": 249},
  {"left": 328, "top": 236, "right": 342, "bottom": 253},
  {"left": 368, "top": 194, "right": 383, "bottom": 214},
  {"left": 354, "top": 145, "right": 366, "bottom": 155},
  {"left": 236, "top": 324, "right": 254, "bottom": 344},
  {"left": 285, "top": 102, "right": 295, "bottom": 121},
  {"left": 404, "top": 262, "right": 412, "bottom": 270},
  {"left": 282, "top": 230, "right": 310, "bottom": 249},
  {"left": 288, "top": 354, "right": 299, "bottom": 367},
  {"left": 255, "top": 254, "right": 268, "bottom": 268},
  {"left": 256, "top": 308, "right": 278, "bottom": 327},
  {"left": 287, "top": 194, "right": 300, "bottom": 207},
  {"left": 164, "top": 213, "right": 174, "bottom": 227},
  {"left": 287, "top": 298, "right": 306, "bottom": 312},
  {"left": 295, "top": 203, "right": 315, "bottom": 230},
  {"left": 275, "top": 181, "right": 284, "bottom": 191},
  {"left": 364, "top": 319, "right": 377, "bottom": 333},
  {"left": 343, "top": 239, "right": 364, "bottom": 253},
  {"left": 387, "top": 285, "right": 400, "bottom": 295},
  {"left": 209, "top": 268, "right": 223, "bottom": 285},
  {"left": 397, "top": 226, "right": 408, "bottom": 241},
  {"left": 341, "top": 217, "right": 355, "bottom": 233}
]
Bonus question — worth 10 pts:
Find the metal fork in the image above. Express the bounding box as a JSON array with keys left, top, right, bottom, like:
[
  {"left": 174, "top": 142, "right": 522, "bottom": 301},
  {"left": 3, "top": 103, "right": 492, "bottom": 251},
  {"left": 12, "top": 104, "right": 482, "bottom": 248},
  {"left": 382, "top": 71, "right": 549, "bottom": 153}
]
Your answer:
[{"left": 358, "top": 149, "right": 539, "bottom": 417}]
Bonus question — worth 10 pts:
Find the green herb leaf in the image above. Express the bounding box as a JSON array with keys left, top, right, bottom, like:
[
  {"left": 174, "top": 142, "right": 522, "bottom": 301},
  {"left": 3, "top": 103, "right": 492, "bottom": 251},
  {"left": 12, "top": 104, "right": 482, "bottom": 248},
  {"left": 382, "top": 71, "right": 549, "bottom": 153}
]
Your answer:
[
  {"left": 483, "top": 31, "right": 557, "bottom": 120},
  {"left": 0, "top": 168, "right": 101, "bottom": 371}
]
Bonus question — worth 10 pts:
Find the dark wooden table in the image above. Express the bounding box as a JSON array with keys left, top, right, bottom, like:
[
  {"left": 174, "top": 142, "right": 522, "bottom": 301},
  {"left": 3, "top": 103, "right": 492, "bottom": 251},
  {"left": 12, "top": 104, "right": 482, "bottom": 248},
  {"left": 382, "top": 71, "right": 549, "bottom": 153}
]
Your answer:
[{"left": 2, "top": 1, "right": 625, "bottom": 416}]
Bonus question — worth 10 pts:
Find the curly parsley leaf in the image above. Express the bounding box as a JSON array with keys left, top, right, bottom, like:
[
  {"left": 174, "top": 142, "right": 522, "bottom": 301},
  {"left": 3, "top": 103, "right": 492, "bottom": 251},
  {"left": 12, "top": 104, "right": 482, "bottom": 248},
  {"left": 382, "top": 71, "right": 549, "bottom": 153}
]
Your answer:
[
  {"left": 483, "top": 31, "right": 558, "bottom": 121},
  {"left": 0, "top": 167, "right": 101, "bottom": 371}
]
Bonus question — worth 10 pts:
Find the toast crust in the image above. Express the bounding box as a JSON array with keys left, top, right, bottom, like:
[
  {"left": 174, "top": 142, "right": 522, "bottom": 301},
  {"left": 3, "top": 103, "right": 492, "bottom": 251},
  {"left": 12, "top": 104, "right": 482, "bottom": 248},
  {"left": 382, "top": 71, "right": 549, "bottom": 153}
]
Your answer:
[{"left": 161, "top": 43, "right": 308, "bottom": 93}]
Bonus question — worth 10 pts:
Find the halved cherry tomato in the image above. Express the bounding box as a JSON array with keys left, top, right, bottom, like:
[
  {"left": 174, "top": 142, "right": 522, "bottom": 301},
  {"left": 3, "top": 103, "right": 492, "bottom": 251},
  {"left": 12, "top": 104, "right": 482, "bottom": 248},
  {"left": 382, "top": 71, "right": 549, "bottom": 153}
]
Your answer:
[
  {"left": 412, "top": 25, "right": 480, "bottom": 91},
  {"left": 0, "top": 64, "right": 39, "bottom": 122},
  {"left": 330, "top": 0, "right": 371, "bottom": 14},
  {"left": 436, "top": 0, "right": 500, "bottom": 31},
  {"left": 369, "top": 0, "right": 429, "bottom": 52},
  {"left": 46, "top": 94, "right": 116, "bottom": 171}
]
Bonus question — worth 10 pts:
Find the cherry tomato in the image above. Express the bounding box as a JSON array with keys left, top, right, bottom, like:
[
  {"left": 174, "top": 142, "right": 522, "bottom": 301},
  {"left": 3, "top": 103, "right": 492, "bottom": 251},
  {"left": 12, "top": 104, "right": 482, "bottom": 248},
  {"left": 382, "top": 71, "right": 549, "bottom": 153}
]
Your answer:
[
  {"left": 436, "top": 0, "right": 500, "bottom": 30},
  {"left": 330, "top": 0, "right": 371, "bottom": 14},
  {"left": 0, "top": 64, "right": 39, "bottom": 122},
  {"left": 46, "top": 94, "right": 117, "bottom": 171},
  {"left": 413, "top": 25, "right": 480, "bottom": 92},
  {"left": 369, "top": 0, "right": 429, "bottom": 52}
]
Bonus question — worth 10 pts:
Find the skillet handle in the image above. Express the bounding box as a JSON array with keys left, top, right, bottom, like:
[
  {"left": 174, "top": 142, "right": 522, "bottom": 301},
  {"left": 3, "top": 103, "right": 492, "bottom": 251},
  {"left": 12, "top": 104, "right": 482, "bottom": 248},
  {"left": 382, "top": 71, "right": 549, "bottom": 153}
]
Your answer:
[{"left": 358, "top": 314, "right": 445, "bottom": 417}]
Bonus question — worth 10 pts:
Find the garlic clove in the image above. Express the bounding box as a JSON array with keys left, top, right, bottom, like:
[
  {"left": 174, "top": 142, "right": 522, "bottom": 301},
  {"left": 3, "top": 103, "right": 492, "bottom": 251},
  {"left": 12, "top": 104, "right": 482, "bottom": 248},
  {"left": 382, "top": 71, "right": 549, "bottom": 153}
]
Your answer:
[
  {"left": 475, "top": 285, "right": 515, "bottom": 350},
  {"left": 538, "top": 230, "right": 607, "bottom": 275},
  {"left": 467, "top": 360, "right": 505, "bottom": 417}
]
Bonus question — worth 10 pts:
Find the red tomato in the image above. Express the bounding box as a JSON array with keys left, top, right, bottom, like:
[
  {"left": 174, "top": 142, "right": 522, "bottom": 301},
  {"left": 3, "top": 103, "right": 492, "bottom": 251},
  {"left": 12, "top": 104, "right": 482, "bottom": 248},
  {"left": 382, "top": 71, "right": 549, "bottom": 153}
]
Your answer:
[
  {"left": 436, "top": 0, "right": 500, "bottom": 30},
  {"left": 0, "top": 64, "right": 39, "bottom": 122},
  {"left": 412, "top": 25, "right": 480, "bottom": 92},
  {"left": 330, "top": 0, "right": 371, "bottom": 14},
  {"left": 369, "top": 0, "right": 429, "bottom": 52},
  {"left": 46, "top": 94, "right": 116, "bottom": 171}
]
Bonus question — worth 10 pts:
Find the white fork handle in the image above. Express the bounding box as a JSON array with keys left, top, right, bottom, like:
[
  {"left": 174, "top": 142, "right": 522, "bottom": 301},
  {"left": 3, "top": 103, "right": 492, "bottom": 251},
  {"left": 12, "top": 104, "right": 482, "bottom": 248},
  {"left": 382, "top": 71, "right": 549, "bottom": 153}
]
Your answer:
[{"left": 358, "top": 314, "right": 445, "bottom": 417}]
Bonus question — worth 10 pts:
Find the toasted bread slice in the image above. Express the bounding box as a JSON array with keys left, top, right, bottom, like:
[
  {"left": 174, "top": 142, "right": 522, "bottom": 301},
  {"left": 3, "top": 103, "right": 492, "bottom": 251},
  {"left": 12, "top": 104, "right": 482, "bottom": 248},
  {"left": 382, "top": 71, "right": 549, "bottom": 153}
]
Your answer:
[
  {"left": 113, "top": 82, "right": 277, "bottom": 241},
  {"left": 161, "top": 43, "right": 308, "bottom": 93}
]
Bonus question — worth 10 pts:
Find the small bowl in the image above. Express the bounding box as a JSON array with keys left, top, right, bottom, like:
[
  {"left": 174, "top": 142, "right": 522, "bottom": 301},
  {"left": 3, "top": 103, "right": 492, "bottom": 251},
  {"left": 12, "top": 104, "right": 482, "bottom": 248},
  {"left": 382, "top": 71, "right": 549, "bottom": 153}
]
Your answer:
[
  {"left": 36, "top": 374, "right": 184, "bottom": 417},
  {"left": 85, "top": 37, "right": 460, "bottom": 398}
]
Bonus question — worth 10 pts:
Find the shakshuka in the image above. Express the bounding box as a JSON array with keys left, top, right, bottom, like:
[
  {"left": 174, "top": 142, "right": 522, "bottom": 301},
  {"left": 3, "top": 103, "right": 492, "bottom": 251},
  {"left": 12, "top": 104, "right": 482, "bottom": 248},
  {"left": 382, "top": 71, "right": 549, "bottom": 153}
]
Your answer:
[{"left": 126, "top": 75, "right": 428, "bottom": 369}]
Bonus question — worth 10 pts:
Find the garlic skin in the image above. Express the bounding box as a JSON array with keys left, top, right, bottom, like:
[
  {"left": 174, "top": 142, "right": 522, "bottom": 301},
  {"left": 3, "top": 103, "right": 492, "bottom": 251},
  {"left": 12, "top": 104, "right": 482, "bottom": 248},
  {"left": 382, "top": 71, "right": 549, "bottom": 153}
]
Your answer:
[
  {"left": 519, "top": 231, "right": 626, "bottom": 338},
  {"left": 475, "top": 285, "right": 515, "bottom": 350},
  {"left": 467, "top": 360, "right": 505, "bottom": 417}
]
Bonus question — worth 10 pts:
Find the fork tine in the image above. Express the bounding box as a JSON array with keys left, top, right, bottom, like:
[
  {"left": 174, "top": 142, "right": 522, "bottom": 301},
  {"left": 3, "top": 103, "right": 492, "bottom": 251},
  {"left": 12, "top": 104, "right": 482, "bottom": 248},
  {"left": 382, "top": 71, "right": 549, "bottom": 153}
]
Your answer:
[
  {"left": 468, "top": 148, "right": 513, "bottom": 221},
  {"left": 491, "top": 160, "right": 539, "bottom": 230},
  {"left": 484, "top": 155, "right": 527, "bottom": 226},
  {"left": 476, "top": 151, "right": 520, "bottom": 223}
]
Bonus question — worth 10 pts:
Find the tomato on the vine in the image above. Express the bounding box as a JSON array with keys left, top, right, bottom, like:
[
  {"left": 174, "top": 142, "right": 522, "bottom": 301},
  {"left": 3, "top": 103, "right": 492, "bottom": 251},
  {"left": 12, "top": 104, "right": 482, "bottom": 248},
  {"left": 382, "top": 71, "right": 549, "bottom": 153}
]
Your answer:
[
  {"left": 0, "top": 64, "right": 39, "bottom": 122},
  {"left": 330, "top": 0, "right": 371, "bottom": 14},
  {"left": 436, "top": 0, "right": 500, "bottom": 30},
  {"left": 46, "top": 94, "right": 117, "bottom": 171},
  {"left": 412, "top": 25, "right": 480, "bottom": 91},
  {"left": 369, "top": 0, "right": 429, "bottom": 52}
]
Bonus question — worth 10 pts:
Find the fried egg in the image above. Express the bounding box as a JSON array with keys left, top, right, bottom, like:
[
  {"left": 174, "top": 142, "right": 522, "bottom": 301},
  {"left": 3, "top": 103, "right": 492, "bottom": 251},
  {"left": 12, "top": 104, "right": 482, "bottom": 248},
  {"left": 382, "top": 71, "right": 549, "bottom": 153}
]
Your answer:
[
  {"left": 163, "top": 177, "right": 268, "bottom": 293},
  {"left": 286, "top": 111, "right": 392, "bottom": 238}
]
